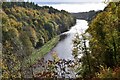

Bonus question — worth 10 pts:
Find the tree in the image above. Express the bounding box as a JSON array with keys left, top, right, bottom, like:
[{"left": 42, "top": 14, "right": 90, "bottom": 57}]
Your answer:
[{"left": 72, "top": 33, "right": 92, "bottom": 78}]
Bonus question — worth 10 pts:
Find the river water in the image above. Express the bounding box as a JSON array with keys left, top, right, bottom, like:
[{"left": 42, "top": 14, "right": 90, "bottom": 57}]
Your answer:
[
  {"left": 33, "top": 19, "right": 89, "bottom": 78},
  {"left": 37, "top": 3, "right": 106, "bottom": 61},
  {"left": 43, "top": 19, "right": 89, "bottom": 61},
  {"left": 34, "top": 3, "right": 106, "bottom": 78}
]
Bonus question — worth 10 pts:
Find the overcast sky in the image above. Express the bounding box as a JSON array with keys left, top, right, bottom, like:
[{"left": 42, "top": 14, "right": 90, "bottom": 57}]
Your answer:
[
  {"left": 24, "top": 0, "right": 107, "bottom": 13},
  {"left": 27, "top": 0, "right": 105, "bottom": 3},
  {"left": 38, "top": 3, "right": 107, "bottom": 12}
]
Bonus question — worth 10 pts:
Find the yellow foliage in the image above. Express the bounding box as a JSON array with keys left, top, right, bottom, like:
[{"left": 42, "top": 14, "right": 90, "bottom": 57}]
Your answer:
[
  {"left": 9, "top": 18, "right": 22, "bottom": 29},
  {"left": 8, "top": 27, "right": 19, "bottom": 38},
  {"left": 52, "top": 51, "right": 60, "bottom": 62},
  {"left": 96, "top": 66, "right": 120, "bottom": 78}
]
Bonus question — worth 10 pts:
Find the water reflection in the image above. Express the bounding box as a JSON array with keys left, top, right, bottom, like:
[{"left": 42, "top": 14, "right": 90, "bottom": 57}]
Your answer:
[
  {"left": 33, "top": 19, "right": 89, "bottom": 78},
  {"left": 44, "top": 19, "right": 88, "bottom": 61}
]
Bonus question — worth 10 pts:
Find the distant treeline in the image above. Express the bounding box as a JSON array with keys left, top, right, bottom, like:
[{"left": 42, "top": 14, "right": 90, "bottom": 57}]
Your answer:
[{"left": 71, "top": 10, "right": 102, "bottom": 22}]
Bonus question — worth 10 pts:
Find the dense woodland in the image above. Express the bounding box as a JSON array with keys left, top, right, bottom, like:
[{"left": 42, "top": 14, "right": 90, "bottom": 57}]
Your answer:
[
  {"left": 73, "top": 2, "right": 120, "bottom": 78},
  {"left": 1, "top": 2, "right": 76, "bottom": 78},
  {"left": 1, "top": 1, "right": 120, "bottom": 79}
]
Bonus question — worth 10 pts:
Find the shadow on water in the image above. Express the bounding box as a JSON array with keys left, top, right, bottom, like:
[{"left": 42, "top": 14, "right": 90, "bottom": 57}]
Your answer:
[{"left": 59, "top": 33, "right": 68, "bottom": 41}]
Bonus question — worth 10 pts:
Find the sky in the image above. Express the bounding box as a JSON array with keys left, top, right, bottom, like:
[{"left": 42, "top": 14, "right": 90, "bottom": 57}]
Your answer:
[
  {"left": 23, "top": 0, "right": 108, "bottom": 13},
  {"left": 38, "top": 3, "right": 107, "bottom": 13},
  {"left": 26, "top": 0, "right": 105, "bottom": 3}
]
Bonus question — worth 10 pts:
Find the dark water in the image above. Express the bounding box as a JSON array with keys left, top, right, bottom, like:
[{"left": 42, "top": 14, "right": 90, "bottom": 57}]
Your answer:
[{"left": 44, "top": 19, "right": 88, "bottom": 61}]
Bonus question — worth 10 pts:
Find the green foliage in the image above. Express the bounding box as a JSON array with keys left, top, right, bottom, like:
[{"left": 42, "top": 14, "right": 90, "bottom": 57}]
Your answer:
[
  {"left": 87, "top": 2, "right": 120, "bottom": 68},
  {"left": 73, "top": 34, "right": 92, "bottom": 78},
  {"left": 2, "top": 2, "right": 76, "bottom": 78},
  {"left": 29, "top": 36, "right": 59, "bottom": 65},
  {"left": 73, "top": 2, "right": 120, "bottom": 78}
]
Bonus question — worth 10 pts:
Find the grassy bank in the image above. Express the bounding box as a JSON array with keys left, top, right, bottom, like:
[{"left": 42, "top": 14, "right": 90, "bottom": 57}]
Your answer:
[{"left": 27, "top": 36, "right": 60, "bottom": 65}]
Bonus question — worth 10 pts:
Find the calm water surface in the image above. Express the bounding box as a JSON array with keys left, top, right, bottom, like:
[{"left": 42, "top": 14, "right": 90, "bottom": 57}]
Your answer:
[{"left": 44, "top": 19, "right": 89, "bottom": 61}]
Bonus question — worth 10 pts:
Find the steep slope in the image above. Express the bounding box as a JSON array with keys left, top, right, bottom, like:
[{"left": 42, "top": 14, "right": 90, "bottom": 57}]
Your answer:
[
  {"left": 76, "top": 2, "right": 120, "bottom": 78},
  {"left": 1, "top": 2, "right": 76, "bottom": 78}
]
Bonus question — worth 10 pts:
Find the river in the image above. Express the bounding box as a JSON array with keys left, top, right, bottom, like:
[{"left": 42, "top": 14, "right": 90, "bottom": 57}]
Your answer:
[
  {"left": 33, "top": 19, "right": 89, "bottom": 78},
  {"left": 43, "top": 19, "right": 89, "bottom": 61},
  {"left": 37, "top": 3, "right": 106, "bottom": 61},
  {"left": 34, "top": 3, "right": 106, "bottom": 78}
]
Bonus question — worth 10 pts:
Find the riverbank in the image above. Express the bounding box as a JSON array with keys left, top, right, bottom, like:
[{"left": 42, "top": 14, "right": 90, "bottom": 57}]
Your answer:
[
  {"left": 43, "top": 19, "right": 88, "bottom": 61},
  {"left": 24, "top": 36, "right": 60, "bottom": 66},
  {"left": 32, "top": 36, "right": 60, "bottom": 65},
  {"left": 33, "top": 19, "right": 89, "bottom": 78}
]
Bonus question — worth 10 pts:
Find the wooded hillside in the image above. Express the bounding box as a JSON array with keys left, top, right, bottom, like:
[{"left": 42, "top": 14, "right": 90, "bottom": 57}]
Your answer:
[
  {"left": 73, "top": 2, "right": 120, "bottom": 78},
  {"left": 1, "top": 2, "right": 76, "bottom": 78}
]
